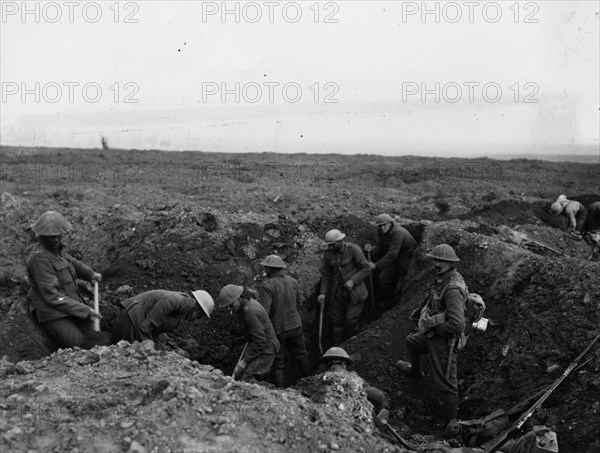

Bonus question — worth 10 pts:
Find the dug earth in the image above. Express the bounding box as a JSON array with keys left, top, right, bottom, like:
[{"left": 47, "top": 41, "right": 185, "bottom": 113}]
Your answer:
[{"left": 1, "top": 147, "right": 599, "bottom": 452}]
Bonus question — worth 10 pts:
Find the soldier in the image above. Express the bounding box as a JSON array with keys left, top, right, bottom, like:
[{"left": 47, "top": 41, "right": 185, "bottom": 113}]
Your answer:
[
  {"left": 258, "top": 255, "right": 310, "bottom": 387},
  {"left": 365, "top": 214, "right": 416, "bottom": 309},
  {"left": 111, "top": 289, "right": 214, "bottom": 343},
  {"left": 550, "top": 195, "right": 587, "bottom": 238},
  {"left": 218, "top": 284, "right": 280, "bottom": 382},
  {"left": 318, "top": 229, "right": 370, "bottom": 346},
  {"left": 584, "top": 201, "right": 600, "bottom": 232},
  {"left": 24, "top": 211, "right": 111, "bottom": 349},
  {"left": 319, "top": 347, "right": 388, "bottom": 412},
  {"left": 397, "top": 244, "right": 467, "bottom": 427}
]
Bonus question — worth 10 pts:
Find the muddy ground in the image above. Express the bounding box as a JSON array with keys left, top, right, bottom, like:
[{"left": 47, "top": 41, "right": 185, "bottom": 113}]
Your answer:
[{"left": 1, "top": 147, "right": 599, "bottom": 452}]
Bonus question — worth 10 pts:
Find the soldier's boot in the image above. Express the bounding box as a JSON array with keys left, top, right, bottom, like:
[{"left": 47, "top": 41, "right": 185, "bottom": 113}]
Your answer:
[
  {"left": 272, "top": 369, "right": 286, "bottom": 388},
  {"left": 332, "top": 327, "right": 346, "bottom": 346},
  {"left": 441, "top": 397, "right": 459, "bottom": 428}
]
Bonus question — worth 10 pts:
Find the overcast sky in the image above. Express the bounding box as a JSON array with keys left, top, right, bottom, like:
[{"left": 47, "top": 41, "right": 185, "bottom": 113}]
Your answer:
[{"left": 1, "top": 1, "right": 599, "bottom": 157}]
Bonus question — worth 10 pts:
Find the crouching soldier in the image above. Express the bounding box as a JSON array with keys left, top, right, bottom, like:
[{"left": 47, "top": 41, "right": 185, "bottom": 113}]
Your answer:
[
  {"left": 550, "top": 195, "right": 587, "bottom": 237},
  {"left": 397, "top": 244, "right": 467, "bottom": 427},
  {"left": 219, "top": 284, "right": 280, "bottom": 382},
  {"left": 112, "top": 289, "right": 214, "bottom": 343},
  {"left": 25, "top": 211, "right": 111, "bottom": 350}
]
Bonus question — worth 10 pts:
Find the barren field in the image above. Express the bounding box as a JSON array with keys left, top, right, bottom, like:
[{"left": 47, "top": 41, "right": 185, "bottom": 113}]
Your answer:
[{"left": 1, "top": 146, "right": 599, "bottom": 453}]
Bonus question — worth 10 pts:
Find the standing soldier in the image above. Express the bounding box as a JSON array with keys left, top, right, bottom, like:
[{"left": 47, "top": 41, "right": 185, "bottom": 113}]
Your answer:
[
  {"left": 365, "top": 214, "right": 416, "bottom": 309},
  {"left": 25, "top": 211, "right": 111, "bottom": 349},
  {"left": 218, "top": 284, "right": 280, "bottom": 382},
  {"left": 397, "top": 244, "right": 467, "bottom": 428},
  {"left": 318, "top": 229, "right": 370, "bottom": 346},
  {"left": 258, "top": 255, "right": 310, "bottom": 387}
]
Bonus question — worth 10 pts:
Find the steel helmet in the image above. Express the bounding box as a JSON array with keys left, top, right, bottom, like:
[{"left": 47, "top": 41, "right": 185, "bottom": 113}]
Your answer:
[
  {"left": 218, "top": 284, "right": 243, "bottom": 308},
  {"left": 426, "top": 244, "right": 460, "bottom": 262},
  {"left": 324, "top": 229, "right": 346, "bottom": 244},
  {"left": 320, "top": 347, "right": 354, "bottom": 365},
  {"left": 374, "top": 214, "right": 393, "bottom": 226},
  {"left": 30, "top": 211, "right": 73, "bottom": 236},
  {"left": 550, "top": 202, "right": 563, "bottom": 215},
  {"left": 260, "top": 254, "right": 286, "bottom": 268},
  {"left": 191, "top": 290, "right": 215, "bottom": 318}
]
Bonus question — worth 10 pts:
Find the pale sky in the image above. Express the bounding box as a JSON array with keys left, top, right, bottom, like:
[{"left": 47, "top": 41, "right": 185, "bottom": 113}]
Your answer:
[{"left": 1, "top": 1, "right": 599, "bottom": 157}]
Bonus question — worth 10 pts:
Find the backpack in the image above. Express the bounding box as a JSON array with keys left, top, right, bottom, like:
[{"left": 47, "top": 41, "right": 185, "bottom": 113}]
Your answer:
[{"left": 457, "top": 293, "right": 486, "bottom": 349}]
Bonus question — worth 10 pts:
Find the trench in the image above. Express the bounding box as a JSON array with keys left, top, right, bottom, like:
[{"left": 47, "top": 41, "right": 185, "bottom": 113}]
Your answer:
[{"left": 3, "top": 199, "right": 599, "bottom": 452}]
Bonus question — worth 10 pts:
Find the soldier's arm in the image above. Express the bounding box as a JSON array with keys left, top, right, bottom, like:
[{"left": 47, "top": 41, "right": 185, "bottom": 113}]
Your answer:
[
  {"left": 375, "top": 231, "right": 403, "bottom": 268},
  {"left": 372, "top": 233, "right": 384, "bottom": 260},
  {"left": 350, "top": 245, "right": 370, "bottom": 284},
  {"left": 436, "top": 288, "right": 465, "bottom": 337},
  {"left": 66, "top": 253, "right": 95, "bottom": 281},
  {"left": 565, "top": 203, "right": 578, "bottom": 229},
  {"left": 258, "top": 283, "right": 273, "bottom": 315}
]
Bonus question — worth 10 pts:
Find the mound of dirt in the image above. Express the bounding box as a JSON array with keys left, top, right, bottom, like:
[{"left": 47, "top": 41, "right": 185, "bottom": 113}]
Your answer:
[{"left": 0, "top": 341, "right": 404, "bottom": 453}]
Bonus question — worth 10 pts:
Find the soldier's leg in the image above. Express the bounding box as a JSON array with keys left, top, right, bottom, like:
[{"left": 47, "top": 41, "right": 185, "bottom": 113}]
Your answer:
[
  {"left": 394, "top": 254, "right": 412, "bottom": 306},
  {"left": 76, "top": 317, "right": 112, "bottom": 348},
  {"left": 345, "top": 287, "right": 366, "bottom": 338},
  {"left": 40, "top": 317, "right": 86, "bottom": 349},
  {"left": 284, "top": 326, "right": 311, "bottom": 377},
  {"left": 427, "top": 335, "right": 459, "bottom": 425},
  {"left": 243, "top": 350, "right": 277, "bottom": 382},
  {"left": 271, "top": 345, "right": 286, "bottom": 388},
  {"left": 111, "top": 310, "right": 138, "bottom": 343},
  {"left": 575, "top": 206, "right": 587, "bottom": 232},
  {"left": 405, "top": 331, "right": 427, "bottom": 378},
  {"left": 330, "top": 289, "right": 346, "bottom": 346},
  {"left": 378, "top": 264, "right": 399, "bottom": 309}
]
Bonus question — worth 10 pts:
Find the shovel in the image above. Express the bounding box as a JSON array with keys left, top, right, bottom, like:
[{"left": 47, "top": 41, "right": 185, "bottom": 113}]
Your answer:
[
  {"left": 318, "top": 301, "right": 324, "bottom": 354},
  {"left": 376, "top": 409, "right": 417, "bottom": 451},
  {"left": 367, "top": 250, "right": 376, "bottom": 310},
  {"left": 232, "top": 343, "right": 248, "bottom": 377},
  {"left": 93, "top": 281, "right": 100, "bottom": 332}
]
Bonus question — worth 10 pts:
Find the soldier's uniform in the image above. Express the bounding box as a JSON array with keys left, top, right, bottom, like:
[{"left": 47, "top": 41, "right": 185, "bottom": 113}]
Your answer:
[
  {"left": 405, "top": 268, "right": 467, "bottom": 424},
  {"left": 320, "top": 242, "right": 370, "bottom": 345},
  {"left": 371, "top": 222, "right": 416, "bottom": 308},
  {"left": 112, "top": 290, "right": 199, "bottom": 343},
  {"left": 259, "top": 269, "right": 310, "bottom": 386},
  {"left": 237, "top": 298, "right": 281, "bottom": 381}
]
